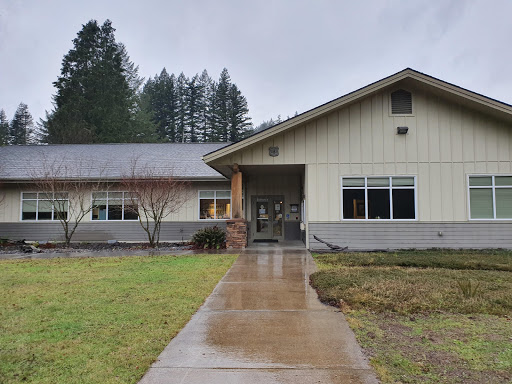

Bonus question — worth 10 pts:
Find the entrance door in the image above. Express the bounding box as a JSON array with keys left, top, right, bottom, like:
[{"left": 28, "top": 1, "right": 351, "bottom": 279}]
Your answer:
[{"left": 252, "top": 196, "right": 284, "bottom": 241}]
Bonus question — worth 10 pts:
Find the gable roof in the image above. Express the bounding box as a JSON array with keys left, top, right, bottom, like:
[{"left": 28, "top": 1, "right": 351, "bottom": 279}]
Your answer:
[
  {"left": 203, "top": 68, "right": 512, "bottom": 163},
  {"left": 0, "top": 143, "right": 228, "bottom": 181}
]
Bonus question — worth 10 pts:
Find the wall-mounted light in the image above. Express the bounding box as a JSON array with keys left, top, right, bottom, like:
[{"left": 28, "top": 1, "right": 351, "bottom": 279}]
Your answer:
[{"left": 397, "top": 126, "right": 409, "bottom": 135}]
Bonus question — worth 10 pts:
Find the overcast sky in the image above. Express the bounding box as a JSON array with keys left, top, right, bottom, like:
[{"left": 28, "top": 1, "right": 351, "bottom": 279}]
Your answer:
[{"left": 1, "top": 0, "right": 511, "bottom": 127}]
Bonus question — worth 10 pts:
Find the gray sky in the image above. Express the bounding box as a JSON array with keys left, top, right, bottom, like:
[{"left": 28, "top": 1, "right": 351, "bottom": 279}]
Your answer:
[{"left": 1, "top": 0, "right": 511, "bottom": 127}]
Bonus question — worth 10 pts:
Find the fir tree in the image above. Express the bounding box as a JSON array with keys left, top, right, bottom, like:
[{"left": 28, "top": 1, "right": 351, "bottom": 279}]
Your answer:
[
  {"left": 227, "top": 84, "right": 252, "bottom": 141},
  {"left": 0, "top": 109, "right": 9, "bottom": 145},
  {"left": 45, "top": 19, "right": 150, "bottom": 143},
  {"left": 9, "top": 103, "right": 34, "bottom": 145},
  {"left": 197, "top": 70, "right": 213, "bottom": 142},
  {"left": 142, "top": 69, "right": 179, "bottom": 142},
  {"left": 140, "top": 67, "right": 252, "bottom": 143},
  {"left": 186, "top": 74, "right": 202, "bottom": 142},
  {"left": 175, "top": 73, "right": 188, "bottom": 143},
  {"left": 213, "top": 68, "right": 231, "bottom": 142}
]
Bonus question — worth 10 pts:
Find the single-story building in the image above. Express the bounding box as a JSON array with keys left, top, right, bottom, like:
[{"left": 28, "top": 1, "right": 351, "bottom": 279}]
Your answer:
[{"left": 1, "top": 68, "right": 511, "bottom": 250}]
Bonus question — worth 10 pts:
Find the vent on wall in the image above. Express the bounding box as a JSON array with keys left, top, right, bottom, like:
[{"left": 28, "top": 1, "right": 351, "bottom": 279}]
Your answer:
[{"left": 391, "top": 89, "right": 412, "bottom": 114}]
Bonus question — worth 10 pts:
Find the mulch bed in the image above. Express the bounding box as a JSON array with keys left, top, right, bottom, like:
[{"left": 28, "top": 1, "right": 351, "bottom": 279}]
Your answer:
[{"left": 0, "top": 240, "right": 192, "bottom": 255}]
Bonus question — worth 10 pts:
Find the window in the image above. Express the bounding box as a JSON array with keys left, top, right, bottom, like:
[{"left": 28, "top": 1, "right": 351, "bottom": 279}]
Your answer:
[
  {"left": 21, "top": 192, "right": 68, "bottom": 221},
  {"left": 341, "top": 176, "right": 416, "bottom": 220},
  {"left": 469, "top": 176, "right": 512, "bottom": 219},
  {"left": 92, "top": 192, "right": 138, "bottom": 221},
  {"left": 199, "top": 191, "right": 231, "bottom": 219},
  {"left": 390, "top": 89, "right": 413, "bottom": 115}
]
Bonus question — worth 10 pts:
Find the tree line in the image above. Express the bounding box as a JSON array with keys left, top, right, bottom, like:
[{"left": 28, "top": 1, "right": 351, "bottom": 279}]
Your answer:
[
  {"left": 1, "top": 19, "right": 253, "bottom": 146},
  {"left": 0, "top": 104, "right": 36, "bottom": 145}
]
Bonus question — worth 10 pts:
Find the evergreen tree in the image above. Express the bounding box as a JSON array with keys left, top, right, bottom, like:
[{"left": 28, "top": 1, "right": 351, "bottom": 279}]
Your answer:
[
  {"left": 142, "top": 69, "right": 179, "bottom": 142},
  {"left": 213, "top": 68, "right": 231, "bottom": 142},
  {"left": 186, "top": 74, "right": 202, "bottom": 142},
  {"left": 206, "top": 81, "right": 218, "bottom": 142},
  {"left": 140, "top": 67, "right": 252, "bottom": 143},
  {"left": 197, "top": 70, "right": 213, "bottom": 142},
  {"left": 9, "top": 103, "right": 34, "bottom": 145},
  {"left": 0, "top": 109, "right": 9, "bottom": 145},
  {"left": 227, "top": 84, "right": 252, "bottom": 141},
  {"left": 45, "top": 19, "right": 150, "bottom": 143},
  {"left": 175, "top": 73, "right": 188, "bottom": 143}
]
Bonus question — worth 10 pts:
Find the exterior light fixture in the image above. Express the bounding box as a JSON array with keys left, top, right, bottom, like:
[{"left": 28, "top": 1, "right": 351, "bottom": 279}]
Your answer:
[{"left": 397, "top": 126, "right": 409, "bottom": 135}]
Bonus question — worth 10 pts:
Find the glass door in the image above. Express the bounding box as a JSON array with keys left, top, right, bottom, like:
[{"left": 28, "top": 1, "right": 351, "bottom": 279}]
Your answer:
[
  {"left": 272, "top": 199, "right": 283, "bottom": 237},
  {"left": 256, "top": 199, "right": 270, "bottom": 236},
  {"left": 252, "top": 196, "right": 284, "bottom": 240}
]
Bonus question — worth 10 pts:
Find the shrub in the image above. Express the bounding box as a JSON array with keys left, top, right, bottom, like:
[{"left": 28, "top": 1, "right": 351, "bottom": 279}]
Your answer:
[{"left": 191, "top": 226, "right": 226, "bottom": 249}]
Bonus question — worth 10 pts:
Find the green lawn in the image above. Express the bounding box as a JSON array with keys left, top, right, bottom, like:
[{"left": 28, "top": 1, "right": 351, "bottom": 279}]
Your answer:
[
  {"left": 0, "top": 254, "right": 237, "bottom": 384},
  {"left": 310, "top": 250, "right": 512, "bottom": 383}
]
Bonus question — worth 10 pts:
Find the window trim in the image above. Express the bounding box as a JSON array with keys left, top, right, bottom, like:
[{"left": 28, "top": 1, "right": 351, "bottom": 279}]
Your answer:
[
  {"left": 198, "top": 190, "right": 232, "bottom": 220},
  {"left": 467, "top": 174, "right": 512, "bottom": 221},
  {"left": 20, "top": 191, "right": 69, "bottom": 222},
  {"left": 90, "top": 191, "right": 139, "bottom": 221},
  {"left": 389, "top": 88, "right": 415, "bottom": 117},
  {"left": 340, "top": 176, "right": 418, "bottom": 221}
]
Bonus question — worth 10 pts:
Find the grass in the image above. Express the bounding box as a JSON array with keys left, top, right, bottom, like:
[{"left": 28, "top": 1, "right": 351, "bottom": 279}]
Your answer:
[
  {"left": 316, "top": 249, "right": 512, "bottom": 271},
  {"left": 310, "top": 249, "right": 512, "bottom": 383},
  {"left": 0, "top": 254, "right": 237, "bottom": 384}
]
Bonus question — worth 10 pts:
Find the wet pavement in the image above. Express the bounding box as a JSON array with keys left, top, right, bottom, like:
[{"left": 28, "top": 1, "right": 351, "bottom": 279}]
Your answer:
[{"left": 139, "top": 242, "right": 378, "bottom": 384}]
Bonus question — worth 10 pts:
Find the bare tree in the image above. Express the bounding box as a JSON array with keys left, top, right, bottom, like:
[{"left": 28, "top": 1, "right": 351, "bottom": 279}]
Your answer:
[
  {"left": 30, "top": 155, "right": 108, "bottom": 246},
  {"left": 122, "top": 162, "right": 190, "bottom": 247}
]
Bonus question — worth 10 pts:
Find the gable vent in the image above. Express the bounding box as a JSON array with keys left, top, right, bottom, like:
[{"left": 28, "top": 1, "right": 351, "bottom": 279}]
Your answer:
[{"left": 391, "top": 89, "right": 412, "bottom": 114}]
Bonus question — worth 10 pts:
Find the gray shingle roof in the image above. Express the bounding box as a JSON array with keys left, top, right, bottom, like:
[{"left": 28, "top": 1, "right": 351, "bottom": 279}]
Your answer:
[{"left": 0, "top": 143, "right": 228, "bottom": 181}]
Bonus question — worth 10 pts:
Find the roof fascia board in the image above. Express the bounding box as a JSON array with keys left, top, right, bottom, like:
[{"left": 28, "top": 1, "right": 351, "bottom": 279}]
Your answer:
[
  {"left": 0, "top": 176, "right": 227, "bottom": 183},
  {"left": 408, "top": 71, "right": 512, "bottom": 114}
]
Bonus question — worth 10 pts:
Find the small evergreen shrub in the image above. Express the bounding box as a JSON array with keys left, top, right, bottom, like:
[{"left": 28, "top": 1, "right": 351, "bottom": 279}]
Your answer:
[{"left": 191, "top": 226, "right": 226, "bottom": 249}]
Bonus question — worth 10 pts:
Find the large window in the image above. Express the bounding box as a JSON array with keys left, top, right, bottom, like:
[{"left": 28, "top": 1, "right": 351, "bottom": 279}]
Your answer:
[
  {"left": 21, "top": 192, "right": 68, "bottom": 221},
  {"left": 92, "top": 192, "right": 138, "bottom": 221},
  {"left": 469, "top": 176, "right": 512, "bottom": 219},
  {"left": 199, "top": 191, "right": 231, "bottom": 220},
  {"left": 341, "top": 176, "right": 416, "bottom": 220}
]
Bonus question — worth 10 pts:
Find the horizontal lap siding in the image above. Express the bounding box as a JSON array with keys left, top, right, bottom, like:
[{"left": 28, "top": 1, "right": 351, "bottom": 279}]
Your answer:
[
  {"left": 0, "top": 222, "right": 226, "bottom": 242},
  {"left": 309, "top": 222, "right": 512, "bottom": 250}
]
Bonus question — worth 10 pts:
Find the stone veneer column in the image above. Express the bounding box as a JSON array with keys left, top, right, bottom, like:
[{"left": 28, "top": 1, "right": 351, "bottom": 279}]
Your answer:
[{"left": 226, "top": 218, "right": 248, "bottom": 249}]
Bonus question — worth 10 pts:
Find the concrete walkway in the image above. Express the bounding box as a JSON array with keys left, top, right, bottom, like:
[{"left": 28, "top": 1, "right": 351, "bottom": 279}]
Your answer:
[{"left": 139, "top": 242, "right": 378, "bottom": 384}]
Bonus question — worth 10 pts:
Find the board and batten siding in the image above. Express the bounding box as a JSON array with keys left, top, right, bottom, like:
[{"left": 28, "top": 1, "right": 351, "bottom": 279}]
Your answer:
[{"left": 213, "top": 87, "right": 512, "bottom": 223}]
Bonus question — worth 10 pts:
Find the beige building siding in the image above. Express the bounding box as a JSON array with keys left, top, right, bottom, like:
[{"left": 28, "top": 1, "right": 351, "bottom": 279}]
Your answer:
[
  {"left": 245, "top": 173, "right": 301, "bottom": 222},
  {"left": 0, "top": 181, "right": 230, "bottom": 223},
  {"left": 213, "top": 86, "right": 512, "bottom": 223}
]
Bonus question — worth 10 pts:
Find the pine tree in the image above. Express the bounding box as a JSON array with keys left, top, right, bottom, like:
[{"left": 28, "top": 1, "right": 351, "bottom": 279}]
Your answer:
[
  {"left": 213, "top": 68, "right": 231, "bottom": 142},
  {"left": 227, "top": 84, "right": 252, "bottom": 141},
  {"left": 140, "top": 67, "right": 252, "bottom": 143},
  {"left": 0, "top": 109, "right": 9, "bottom": 145},
  {"left": 9, "top": 103, "right": 34, "bottom": 145},
  {"left": 44, "top": 19, "right": 149, "bottom": 143},
  {"left": 206, "top": 81, "right": 218, "bottom": 142},
  {"left": 175, "top": 73, "right": 188, "bottom": 143},
  {"left": 141, "top": 69, "right": 177, "bottom": 142},
  {"left": 197, "top": 70, "right": 213, "bottom": 142},
  {"left": 186, "top": 74, "right": 202, "bottom": 142}
]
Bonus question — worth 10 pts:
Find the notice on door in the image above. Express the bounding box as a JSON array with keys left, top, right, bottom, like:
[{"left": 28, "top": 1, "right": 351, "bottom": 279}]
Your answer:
[{"left": 274, "top": 203, "right": 280, "bottom": 211}]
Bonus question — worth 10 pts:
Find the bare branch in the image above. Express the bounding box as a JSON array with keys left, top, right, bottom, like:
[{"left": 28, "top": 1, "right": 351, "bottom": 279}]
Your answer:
[
  {"left": 121, "top": 158, "right": 190, "bottom": 247},
  {"left": 29, "top": 153, "right": 110, "bottom": 246}
]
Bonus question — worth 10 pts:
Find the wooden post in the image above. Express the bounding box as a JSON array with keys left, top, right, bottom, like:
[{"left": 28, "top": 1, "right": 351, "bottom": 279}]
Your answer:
[{"left": 231, "top": 163, "right": 243, "bottom": 219}]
